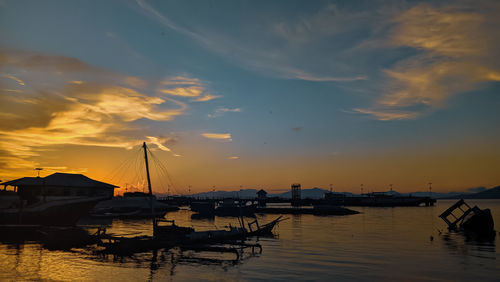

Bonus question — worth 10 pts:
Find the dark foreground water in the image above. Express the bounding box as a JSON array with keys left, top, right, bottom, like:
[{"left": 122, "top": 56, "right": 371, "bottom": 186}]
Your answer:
[{"left": 1, "top": 200, "right": 499, "bottom": 281}]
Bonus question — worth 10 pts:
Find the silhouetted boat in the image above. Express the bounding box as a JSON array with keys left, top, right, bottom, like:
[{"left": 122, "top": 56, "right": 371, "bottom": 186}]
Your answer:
[
  {"left": 98, "top": 142, "right": 285, "bottom": 254},
  {"left": 214, "top": 199, "right": 256, "bottom": 216},
  {"left": 190, "top": 199, "right": 256, "bottom": 217},
  {"left": 100, "top": 215, "right": 285, "bottom": 254},
  {"left": 0, "top": 173, "right": 116, "bottom": 226},
  {"left": 90, "top": 191, "right": 178, "bottom": 218},
  {"left": 439, "top": 199, "right": 495, "bottom": 235}
]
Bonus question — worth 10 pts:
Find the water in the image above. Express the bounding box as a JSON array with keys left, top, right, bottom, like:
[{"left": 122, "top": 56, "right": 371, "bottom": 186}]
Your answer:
[{"left": 1, "top": 200, "right": 499, "bottom": 281}]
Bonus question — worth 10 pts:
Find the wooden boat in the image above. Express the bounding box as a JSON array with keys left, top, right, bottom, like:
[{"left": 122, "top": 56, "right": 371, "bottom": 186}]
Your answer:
[
  {"left": 99, "top": 215, "right": 284, "bottom": 254},
  {"left": 98, "top": 142, "right": 286, "bottom": 255}
]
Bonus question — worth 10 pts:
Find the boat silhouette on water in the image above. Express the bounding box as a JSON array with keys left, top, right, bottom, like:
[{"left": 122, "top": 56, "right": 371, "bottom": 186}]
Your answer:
[
  {"left": 98, "top": 142, "right": 286, "bottom": 254},
  {"left": 439, "top": 199, "right": 495, "bottom": 236},
  {"left": 90, "top": 191, "right": 179, "bottom": 218}
]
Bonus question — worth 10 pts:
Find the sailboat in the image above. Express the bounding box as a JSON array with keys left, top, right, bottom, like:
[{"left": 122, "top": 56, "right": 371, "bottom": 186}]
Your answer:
[{"left": 98, "top": 142, "right": 286, "bottom": 254}]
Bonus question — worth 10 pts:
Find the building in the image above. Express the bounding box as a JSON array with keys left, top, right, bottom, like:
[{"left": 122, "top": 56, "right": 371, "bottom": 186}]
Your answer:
[
  {"left": 257, "top": 189, "right": 268, "bottom": 207},
  {"left": 0, "top": 173, "right": 117, "bottom": 226}
]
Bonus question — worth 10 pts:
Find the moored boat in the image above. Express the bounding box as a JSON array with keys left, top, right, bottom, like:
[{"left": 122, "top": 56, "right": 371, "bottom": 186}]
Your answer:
[
  {"left": 90, "top": 191, "right": 179, "bottom": 218},
  {"left": 97, "top": 142, "right": 286, "bottom": 254}
]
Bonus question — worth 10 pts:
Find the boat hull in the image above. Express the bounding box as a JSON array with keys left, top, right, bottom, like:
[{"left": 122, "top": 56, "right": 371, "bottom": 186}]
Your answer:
[{"left": 462, "top": 208, "right": 495, "bottom": 234}]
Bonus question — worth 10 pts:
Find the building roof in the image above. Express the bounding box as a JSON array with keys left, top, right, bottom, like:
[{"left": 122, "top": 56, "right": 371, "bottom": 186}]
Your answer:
[
  {"left": 257, "top": 189, "right": 267, "bottom": 195},
  {"left": 0, "top": 173, "right": 118, "bottom": 189}
]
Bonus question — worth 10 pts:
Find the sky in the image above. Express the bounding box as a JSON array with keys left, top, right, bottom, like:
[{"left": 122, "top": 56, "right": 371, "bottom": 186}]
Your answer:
[{"left": 0, "top": 0, "right": 499, "bottom": 194}]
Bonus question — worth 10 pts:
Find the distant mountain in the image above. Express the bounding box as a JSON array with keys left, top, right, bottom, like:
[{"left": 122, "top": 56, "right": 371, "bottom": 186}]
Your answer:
[
  {"left": 272, "top": 187, "right": 329, "bottom": 199},
  {"left": 399, "top": 191, "right": 469, "bottom": 199},
  {"left": 190, "top": 187, "right": 353, "bottom": 199},
  {"left": 190, "top": 189, "right": 260, "bottom": 199},
  {"left": 452, "top": 186, "right": 500, "bottom": 199},
  {"left": 183, "top": 185, "right": 500, "bottom": 200}
]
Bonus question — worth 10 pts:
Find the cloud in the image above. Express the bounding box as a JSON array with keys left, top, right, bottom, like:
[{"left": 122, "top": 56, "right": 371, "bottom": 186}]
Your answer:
[
  {"left": 161, "top": 76, "right": 201, "bottom": 86},
  {"left": 125, "top": 76, "right": 147, "bottom": 89},
  {"left": 0, "top": 85, "right": 186, "bottom": 151},
  {"left": 135, "top": 1, "right": 370, "bottom": 82},
  {"left": 161, "top": 86, "right": 203, "bottom": 97},
  {"left": 0, "top": 49, "right": 202, "bottom": 178},
  {"left": 136, "top": 0, "right": 499, "bottom": 120},
  {"left": 208, "top": 107, "right": 242, "bottom": 118},
  {"left": 191, "top": 94, "right": 221, "bottom": 102},
  {"left": 292, "top": 72, "right": 367, "bottom": 82},
  {"left": 356, "top": 2, "right": 500, "bottom": 120},
  {"left": 291, "top": 127, "right": 303, "bottom": 132},
  {"left": 352, "top": 108, "right": 419, "bottom": 121},
  {"left": 158, "top": 76, "right": 220, "bottom": 102},
  {"left": 228, "top": 156, "right": 240, "bottom": 160},
  {"left": 146, "top": 136, "right": 173, "bottom": 152},
  {"left": 2, "top": 74, "right": 25, "bottom": 85},
  {"left": 4, "top": 51, "right": 99, "bottom": 72},
  {"left": 201, "top": 133, "right": 232, "bottom": 141}
]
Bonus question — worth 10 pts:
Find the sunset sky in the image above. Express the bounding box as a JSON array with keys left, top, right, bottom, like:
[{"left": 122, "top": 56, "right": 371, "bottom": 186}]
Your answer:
[{"left": 1, "top": 0, "right": 499, "bottom": 194}]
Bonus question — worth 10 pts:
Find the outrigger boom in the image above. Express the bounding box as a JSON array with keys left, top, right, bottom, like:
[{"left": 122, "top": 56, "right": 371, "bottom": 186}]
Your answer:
[{"left": 97, "top": 142, "right": 287, "bottom": 255}]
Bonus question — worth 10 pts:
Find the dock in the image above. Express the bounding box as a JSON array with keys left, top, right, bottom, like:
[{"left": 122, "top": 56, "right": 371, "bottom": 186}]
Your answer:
[{"left": 256, "top": 206, "right": 359, "bottom": 215}]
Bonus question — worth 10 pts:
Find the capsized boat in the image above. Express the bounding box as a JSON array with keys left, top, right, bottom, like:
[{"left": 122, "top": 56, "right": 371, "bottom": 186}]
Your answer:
[{"left": 439, "top": 199, "right": 495, "bottom": 235}]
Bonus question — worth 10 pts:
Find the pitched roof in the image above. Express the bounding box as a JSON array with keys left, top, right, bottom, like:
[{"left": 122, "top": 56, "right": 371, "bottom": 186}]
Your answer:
[{"left": 0, "top": 173, "right": 118, "bottom": 189}]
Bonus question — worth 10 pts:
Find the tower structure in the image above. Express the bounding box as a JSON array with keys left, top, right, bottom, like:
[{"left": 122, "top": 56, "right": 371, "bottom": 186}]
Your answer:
[{"left": 291, "top": 183, "right": 301, "bottom": 207}]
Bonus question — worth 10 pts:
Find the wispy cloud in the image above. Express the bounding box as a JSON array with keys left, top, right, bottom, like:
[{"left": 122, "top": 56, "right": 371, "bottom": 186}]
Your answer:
[
  {"left": 356, "top": 2, "right": 500, "bottom": 120},
  {"left": 208, "top": 107, "right": 242, "bottom": 118},
  {"left": 228, "top": 156, "right": 240, "bottom": 160},
  {"left": 201, "top": 133, "right": 232, "bottom": 141},
  {"left": 135, "top": 1, "right": 370, "bottom": 83},
  {"left": 137, "top": 0, "right": 499, "bottom": 120},
  {"left": 292, "top": 72, "right": 367, "bottom": 82},
  {"left": 2, "top": 74, "right": 25, "bottom": 86},
  {"left": 191, "top": 94, "right": 221, "bottom": 102},
  {"left": 161, "top": 76, "right": 201, "bottom": 86},
  {"left": 146, "top": 136, "right": 176, "bottom": 152},
  {"left": 158, "top": 76, "right": 220, "bottom": 102},
  {"left": 352, "top": 108, "right": 419, "bottom": 121},
  {"left": 161, "top": 87, "right": 203, "bottom": 97}
]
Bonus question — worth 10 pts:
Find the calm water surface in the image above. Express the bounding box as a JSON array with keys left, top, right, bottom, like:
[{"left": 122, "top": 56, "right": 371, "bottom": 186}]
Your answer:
[{"left": 1, "top": 200, "right": 499, "bottom": 281}]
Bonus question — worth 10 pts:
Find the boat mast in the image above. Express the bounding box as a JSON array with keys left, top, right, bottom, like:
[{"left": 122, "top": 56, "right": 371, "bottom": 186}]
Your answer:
[{"left": 142, "top": 142, "right": 155, "bottom": 225}]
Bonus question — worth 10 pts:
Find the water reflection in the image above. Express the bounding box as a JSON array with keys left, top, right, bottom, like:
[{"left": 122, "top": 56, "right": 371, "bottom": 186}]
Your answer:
[
  {"left": 1, "top": 201, "right": 498, "bottom": 281},
  {"left": 441, "top": 230, "right": 496, "bottom": 259}
]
